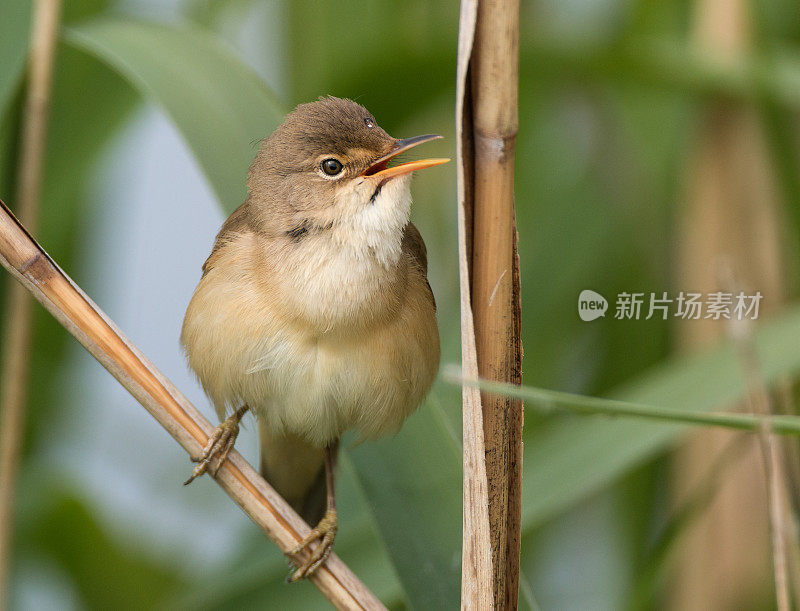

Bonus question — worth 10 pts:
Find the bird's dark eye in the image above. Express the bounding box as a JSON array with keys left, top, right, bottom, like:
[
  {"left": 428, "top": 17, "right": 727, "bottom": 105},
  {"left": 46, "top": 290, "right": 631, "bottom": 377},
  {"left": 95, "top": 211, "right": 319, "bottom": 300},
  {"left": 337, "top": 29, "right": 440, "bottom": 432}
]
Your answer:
[{"left": 321, "top": 158, "right": 343, "bottom": 176}]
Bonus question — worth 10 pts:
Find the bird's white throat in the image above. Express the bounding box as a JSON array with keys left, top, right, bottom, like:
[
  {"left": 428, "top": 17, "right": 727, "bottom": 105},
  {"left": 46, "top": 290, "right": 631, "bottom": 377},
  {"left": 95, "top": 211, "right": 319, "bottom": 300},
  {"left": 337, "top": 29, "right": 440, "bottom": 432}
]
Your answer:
[
  {"left": 275, "top": 175, "right": 413, "bottom": 329},
  {"left": 333, "top": 173, "right": 412, "bottom": 268}
]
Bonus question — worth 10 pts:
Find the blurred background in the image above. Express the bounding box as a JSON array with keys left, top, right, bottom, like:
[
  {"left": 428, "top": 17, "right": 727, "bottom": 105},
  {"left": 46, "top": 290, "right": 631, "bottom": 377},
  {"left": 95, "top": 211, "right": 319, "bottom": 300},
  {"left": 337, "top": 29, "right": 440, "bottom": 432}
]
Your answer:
[{"left": 2, "top": 0, "right": 800, "bottom": 608}]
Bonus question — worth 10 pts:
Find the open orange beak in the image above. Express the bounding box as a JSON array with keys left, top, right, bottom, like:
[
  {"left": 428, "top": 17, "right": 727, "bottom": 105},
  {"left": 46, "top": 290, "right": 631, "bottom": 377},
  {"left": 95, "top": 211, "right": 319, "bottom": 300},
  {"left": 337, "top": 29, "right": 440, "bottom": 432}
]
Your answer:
[{"left": 362, "top": 134, "right": 450, "bottom": 180}]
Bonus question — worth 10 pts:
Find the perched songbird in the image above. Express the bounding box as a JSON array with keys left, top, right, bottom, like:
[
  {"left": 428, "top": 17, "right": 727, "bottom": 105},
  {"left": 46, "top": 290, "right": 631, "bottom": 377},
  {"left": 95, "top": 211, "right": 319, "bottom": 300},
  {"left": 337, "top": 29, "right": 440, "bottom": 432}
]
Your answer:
[{"left": 181, "top": 96, "right": 446, "bottom": 580}]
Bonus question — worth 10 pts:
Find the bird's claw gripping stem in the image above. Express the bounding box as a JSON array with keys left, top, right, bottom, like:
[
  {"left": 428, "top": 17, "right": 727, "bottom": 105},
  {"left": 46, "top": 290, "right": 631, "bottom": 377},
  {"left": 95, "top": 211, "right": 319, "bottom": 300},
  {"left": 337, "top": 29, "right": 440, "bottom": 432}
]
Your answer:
[
  {"left": 184, "top": 404, "right": 249, "bottom": 485},
  {"left": 287, "top": 508, "right": 338, "bottom": 582}
]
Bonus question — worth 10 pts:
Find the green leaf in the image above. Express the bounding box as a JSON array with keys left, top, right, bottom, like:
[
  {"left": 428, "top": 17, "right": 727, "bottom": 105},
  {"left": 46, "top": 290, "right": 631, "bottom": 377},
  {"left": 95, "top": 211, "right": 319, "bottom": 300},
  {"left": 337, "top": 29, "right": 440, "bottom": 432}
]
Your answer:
[
  {"left": 0, "top": 0, "right": 31, "bottom": 120},
  {"left": 518, "top": 570, "right": 542, "bottom": 611},
  {"left": 63, "top": 19, "right": 285, "bottom": 212},
  {"left": 0, "top": 0, "right": 30, "bottom": 202},
  {"left": 29, "top": 493, "right": 186, "bottom": 609},
  {"left": 519, "top": 306, "right": 800, "bottom": 530},
  {"left": 526, "top": 37, "right": 800, "bottom": 108},
  {"left": 347, "top": 393, "right": 463, "bottom": 609},
  {"left": 624, "top": 437, "right": 743, "bottom": 611}
]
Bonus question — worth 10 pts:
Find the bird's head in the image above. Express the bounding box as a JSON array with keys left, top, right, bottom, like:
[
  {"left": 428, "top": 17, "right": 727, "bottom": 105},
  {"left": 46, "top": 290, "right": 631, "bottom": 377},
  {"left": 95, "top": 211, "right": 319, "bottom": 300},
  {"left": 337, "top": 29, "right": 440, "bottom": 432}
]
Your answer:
[{"left": 247, "top": 96, "right": 448, "bottom": 240}]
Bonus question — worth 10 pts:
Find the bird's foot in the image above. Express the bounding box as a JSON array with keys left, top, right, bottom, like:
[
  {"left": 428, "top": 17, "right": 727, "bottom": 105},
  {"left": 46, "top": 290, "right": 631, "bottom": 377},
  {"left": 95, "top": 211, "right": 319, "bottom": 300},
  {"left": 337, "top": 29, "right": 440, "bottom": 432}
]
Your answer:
[
  {"left": 184, "top": 405, "right": 249, "bottom": 485},
  {"left": 287, "top": 508, "right": 338, "bottom": 582}
]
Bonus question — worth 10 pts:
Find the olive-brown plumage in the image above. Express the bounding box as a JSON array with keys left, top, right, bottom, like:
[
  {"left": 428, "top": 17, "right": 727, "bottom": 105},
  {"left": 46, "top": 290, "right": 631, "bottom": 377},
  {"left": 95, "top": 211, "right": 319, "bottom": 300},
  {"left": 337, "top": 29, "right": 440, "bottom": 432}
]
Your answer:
[{"left": 180, "top": 97, "right": 445, "bottom": 580}]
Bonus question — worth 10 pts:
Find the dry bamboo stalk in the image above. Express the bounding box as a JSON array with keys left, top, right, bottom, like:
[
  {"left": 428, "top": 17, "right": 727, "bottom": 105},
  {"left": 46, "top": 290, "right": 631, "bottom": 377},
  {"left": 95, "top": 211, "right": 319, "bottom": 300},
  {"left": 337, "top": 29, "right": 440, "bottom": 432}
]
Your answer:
[
  {"left": 0, "top": 2, "right": 61, "bottom": 608},
  {"left": 670, "top": 0, "right": 789, "bottom": 607},
  {"left": 456, "top": 0, "right": 494, "bottom": 608},
  {"left": 0, "top": 200, "right": 385, "bottom": 611},
  {"left": 469, "top": 0, "right": 523, "bottom": 607},
  {"left": 672, "top": 115, "right": 784, "bottom": 609}
]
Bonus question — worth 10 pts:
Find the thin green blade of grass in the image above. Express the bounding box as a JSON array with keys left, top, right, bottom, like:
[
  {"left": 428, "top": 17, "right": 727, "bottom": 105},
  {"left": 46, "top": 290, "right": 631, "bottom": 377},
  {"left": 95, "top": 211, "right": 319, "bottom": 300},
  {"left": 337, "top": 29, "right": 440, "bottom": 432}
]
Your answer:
[{"left": 445, "top": 368, "right": 800, "bottom": 435}]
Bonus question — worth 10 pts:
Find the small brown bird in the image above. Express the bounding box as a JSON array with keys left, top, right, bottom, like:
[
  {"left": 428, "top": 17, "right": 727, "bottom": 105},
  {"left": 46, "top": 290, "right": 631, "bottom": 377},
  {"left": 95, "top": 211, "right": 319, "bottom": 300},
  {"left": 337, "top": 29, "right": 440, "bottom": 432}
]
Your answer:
[{"left": 180, "top": 96, "right": 446, "bottom": 580}]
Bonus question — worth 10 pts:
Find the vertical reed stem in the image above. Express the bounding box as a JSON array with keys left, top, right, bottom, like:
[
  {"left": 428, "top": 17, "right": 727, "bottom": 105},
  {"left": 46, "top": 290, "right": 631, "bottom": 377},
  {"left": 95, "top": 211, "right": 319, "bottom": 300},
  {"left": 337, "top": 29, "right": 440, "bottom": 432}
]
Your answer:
[
  {"left": 470, "top": 0, "right": 523, "bottom": 607},
  {"left": 0, "top": 2, "right": 61, "bottom": 607},
  {"left": 456, "top": 0, "right": 494, "bottom": 606}
]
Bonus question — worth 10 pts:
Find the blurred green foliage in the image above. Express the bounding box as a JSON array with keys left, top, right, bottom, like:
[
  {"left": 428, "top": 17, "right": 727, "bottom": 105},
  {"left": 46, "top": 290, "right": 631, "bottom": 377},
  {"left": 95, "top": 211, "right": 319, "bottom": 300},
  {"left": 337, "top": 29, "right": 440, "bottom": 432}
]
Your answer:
[{"left": 2, "top": 0, "right": 800, "bottom": 609}]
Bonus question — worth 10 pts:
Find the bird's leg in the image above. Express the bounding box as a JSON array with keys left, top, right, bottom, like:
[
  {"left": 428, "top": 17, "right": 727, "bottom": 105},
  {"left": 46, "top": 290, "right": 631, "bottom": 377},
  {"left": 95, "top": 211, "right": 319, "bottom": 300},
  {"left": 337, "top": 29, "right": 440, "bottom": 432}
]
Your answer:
[
  {"left": 184, "top": 404, "right": 249, "bottom": 485},
  {"left": 288, "top": 441, "right": 339, "bottom": 582}
]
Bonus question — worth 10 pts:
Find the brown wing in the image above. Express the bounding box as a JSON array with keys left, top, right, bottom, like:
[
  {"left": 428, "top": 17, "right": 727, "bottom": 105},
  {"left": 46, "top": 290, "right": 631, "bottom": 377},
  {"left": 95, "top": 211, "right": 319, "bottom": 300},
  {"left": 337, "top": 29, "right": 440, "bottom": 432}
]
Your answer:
[
  {"left": 402, "top": 222, "right": 436, "bottom": 309},
  {"left": 201, "top": 201, "right": 253, "bottom": 277}
]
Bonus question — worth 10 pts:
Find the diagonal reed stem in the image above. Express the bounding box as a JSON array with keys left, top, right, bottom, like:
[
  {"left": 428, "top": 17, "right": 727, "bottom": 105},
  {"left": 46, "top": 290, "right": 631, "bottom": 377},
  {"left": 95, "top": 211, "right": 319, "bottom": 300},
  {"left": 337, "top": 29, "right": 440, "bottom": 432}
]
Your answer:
[{"left": 0, "top": 200, "right": 385, "bottom": 611}]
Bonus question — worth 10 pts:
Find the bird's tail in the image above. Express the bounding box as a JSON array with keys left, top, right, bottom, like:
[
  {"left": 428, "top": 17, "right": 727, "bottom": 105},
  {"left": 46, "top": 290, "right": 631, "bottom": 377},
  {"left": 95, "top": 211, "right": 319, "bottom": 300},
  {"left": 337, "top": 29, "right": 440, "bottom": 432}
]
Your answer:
[{"left": 258, "top": 421, "right": 327, "bottom": 524}]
